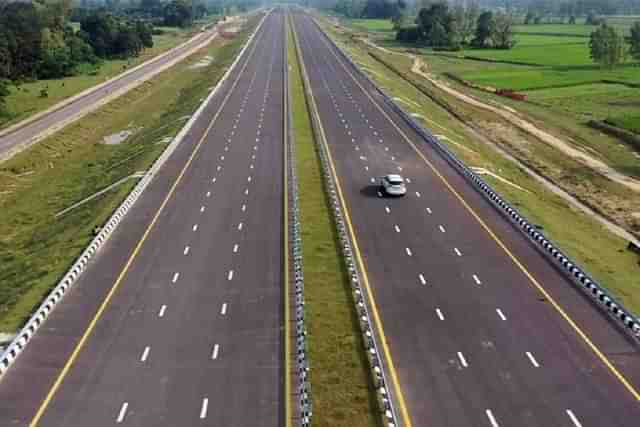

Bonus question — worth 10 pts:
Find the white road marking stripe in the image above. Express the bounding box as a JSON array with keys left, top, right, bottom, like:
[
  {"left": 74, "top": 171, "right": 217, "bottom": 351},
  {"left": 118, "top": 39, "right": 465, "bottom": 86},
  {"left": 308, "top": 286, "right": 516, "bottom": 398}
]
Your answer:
[
  {"left": 405, "top": 178, "right": 411, "bottom": 183},
  {"left": 244, "top": 188, "right": 249, "bottom": 195},
  {"left": 206, "top": 191, "right": 211, "bottom": 197},
  {"left": 158, "top": 305, "right": 167, "bottom": 317},
  {"left": 436, "top": 308, "right": 444, "bottom": 320},
  {"left": 247, "top": 176, "right": 252, "bottom": 182},
  {"left": 397, "top": 166, "right": 403, "bottom": 171},
  {"left": 391, "top": 156, "right": 395, "bottom": 161},
  {"left": 212, "top": 177, "right": 216, "bottom": 183},
  {"left": 496, "top": 308, "right": 507, "bottom": 321},
  {"left": 233, "top": 244, "right": 239, "bottom": 253},
  {"left": 394, "top": 225, "right": 400, "bottom": 233},
  {"left": 140, "top": 346, "right": 150, "bottom": 362},
  {"left": 221, "top": 303, "right": 227, "bottom": 315},
  {"left": 405, "top": 247, "right": 412, "bottom": 256},
  {"left": 454, "top": 247, "right": 462, "bottom": 256},
  {"left": 184, "top": 246, "right": 190, "bottom": 255},
  {"left": 242, "top": 204, "right": 246, "bottom": 212},
  {"left": 228, "top": 270, "right": 234, "bottom": 281},
  {"left": 385, "top": 147, "right": 389, "bottom": 151},
  {"left": 457, "top": 351, "right": 468, "bottom": 368},
  {"left": 250, "top": 164, "right": 254, "bottom": 169},
  {"left": 364, "top": 166, "right": 369, "bottom": 171},
  {"left": 426, "top": 207, "right": 432, "bottom": 214},
  {"left": 377, "top": 191, "right": 382, "bottom": 197},
  {"left": 472, "top": 274, "right": 481, "bottom": 285},
  {"left": 200, "top": 398, "right": 209, "bottom": 419},
  {"left": 192, "top": 224, "right": 198, "bottom": 232},
  {"left": 172, "top": 272, "right": 179, "bottom": 283},
  {"left": 116, "top": 402, "right": 128, "bottom": 423},
  {"left": 212, "top": 344, "right": 220, "bottom": 360},
  {"left": 566, "top": 410, "right": 582, "bottom": 427},
  {"left": 217, "top": 165, "right": 221, "bottom": 171},
  {"left": 238, "top": 222, "right": 243, "bottom": 231},
  {"left": 385, "top": 206, "right": 390, "bottom": 213},
  {"left": 200, "top": 206, "right": 205, "bottom": 213},
  {"left": 486, "top": 409, "right": 499, "bottom": 427},
  {"left": 526, "top": 351, "right": 540, "bottom": 368},
  {"left": 415, "top": 191, "right": 421, "bottom": 197},
  {"left": 370, "top": 177, "right": 375, "bottom": 183},
  {"left": 439, "top": 225, "right": 446, "bottom": 233},
  {"left": 419, "top": 274, "right": 426, "bottom": 285},
  {"left": 220, "top": 155, "right": 225, "bottom": 161}
]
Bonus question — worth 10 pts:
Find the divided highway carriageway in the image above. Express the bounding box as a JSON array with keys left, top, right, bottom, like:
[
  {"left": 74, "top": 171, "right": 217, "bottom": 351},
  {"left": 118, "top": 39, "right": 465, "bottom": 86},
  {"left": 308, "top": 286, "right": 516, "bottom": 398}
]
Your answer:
[
  {"left": 0, "top": 9, "right": 286, "bottom": 427},
  {"left": 291, "top": 9, "right": 640, "bottom": 427}
]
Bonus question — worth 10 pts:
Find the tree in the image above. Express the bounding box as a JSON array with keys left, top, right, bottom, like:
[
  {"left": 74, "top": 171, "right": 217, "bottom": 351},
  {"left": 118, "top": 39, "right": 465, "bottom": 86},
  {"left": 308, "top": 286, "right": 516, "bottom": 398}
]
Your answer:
[
  {"left": 453, "top": 2, "right": 479, "bottom": 45},
  {"left": 590, "top": 24, "right": 627, "bottom": 68},
  {"left": 136, "top": 21, "right": 154, "bottom": 49},
  {"left": 569, "top": 15, "right": 576, "bottom": 24},
  {"left": 472, "top": 10, "right": 493, "bottom": 48},
  {"left": 0, "top": 79, "right": 10, "bottom": 118},
  {"left": 0, "top": 2, "right": 42, "bottom": 80},
  {"left": 163, "top": 0, "right": 192, "bottom": 28},
  {"left": 416, "top": 2, "right": 458, "bottom": 48},
  {"left": 524, "top": 11, "right": 535, "bottom": 24},
  {"left": 490, "top": 12, "right": 516, "bottom": 49},
  {"left": 630, "top": 21, "right": 640, "bottom": 61}
]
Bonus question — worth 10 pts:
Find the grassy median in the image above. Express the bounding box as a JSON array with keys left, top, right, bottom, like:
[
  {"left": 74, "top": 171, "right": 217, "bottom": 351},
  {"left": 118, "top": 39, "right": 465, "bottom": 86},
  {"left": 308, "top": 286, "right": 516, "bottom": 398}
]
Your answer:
[
  {"left": 287, "top": 16, "right": 380, "bottom": 427},
  {"left": 0, "top": 15, "right": 261, "bottom": 333}
]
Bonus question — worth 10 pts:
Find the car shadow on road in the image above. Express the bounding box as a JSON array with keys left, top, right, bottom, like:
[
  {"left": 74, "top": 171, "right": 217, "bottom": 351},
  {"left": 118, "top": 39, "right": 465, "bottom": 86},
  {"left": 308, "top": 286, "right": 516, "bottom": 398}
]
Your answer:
[{"left": 360, "top": 184, "right": 381, "bottom": 198}]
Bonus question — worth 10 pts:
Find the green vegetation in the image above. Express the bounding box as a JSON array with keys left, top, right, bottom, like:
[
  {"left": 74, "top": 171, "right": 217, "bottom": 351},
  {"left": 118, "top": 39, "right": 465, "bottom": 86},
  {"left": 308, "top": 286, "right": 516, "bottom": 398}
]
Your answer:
[
  {"left": 607, "top": 114, "right": 640, "bottom": 134},
  {"left": 0, "top": 16, "right": 260, "bottom": 332},
  {"left": 317, "top": 17, "right": 640, "bottom": 315},
  {"left": 288, "top": 16, "right": 380, "bottom": 427},
  {"left": 348, "top": 18, "right": 395, "bottom": 32}
]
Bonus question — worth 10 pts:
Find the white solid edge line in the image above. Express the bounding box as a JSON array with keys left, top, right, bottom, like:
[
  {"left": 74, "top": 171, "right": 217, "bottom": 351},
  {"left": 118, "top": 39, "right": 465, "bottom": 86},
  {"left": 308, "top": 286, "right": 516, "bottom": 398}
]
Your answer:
[
  {"left": 496, "top": 308, "right": 507, "bottom": 321},
  {"left": 486, "top": 409, "right": 499, "bottom": 427},
  {"left": 140, "top": 346, "right": 150, "bottom": 362},
  {"left": 526, "top": 351, "right": 540, "bottom": 368},
  {"left": 116, "top": 402, "right": 128, "bottom": 423},
  {"left": 566, "top": 409, "right": 583, "bottom": 427},
  {"left": 200, "top": 397, "right": 209, "bottom": 419},
  {"left": 436, "top": 308, "right": 444, "bottom": 320},
  {"left": 158, "top": 305, "right": 167, "bottom": 317},
  {"left": 457, "top": 351, "right": 468, "bottom": 368}
]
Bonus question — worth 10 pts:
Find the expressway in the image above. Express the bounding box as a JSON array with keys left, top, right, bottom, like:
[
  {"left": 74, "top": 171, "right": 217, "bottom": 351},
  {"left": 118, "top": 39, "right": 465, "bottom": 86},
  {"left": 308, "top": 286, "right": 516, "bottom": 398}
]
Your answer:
[
  {"left": 0, "top": 16, "right": 238, "bottom": 162},
  {"left": 0, "top": 9, "right": 285, "bottom": 427},
  {"left": 292, "top": 10, "right": 640, "bottom": 427}
]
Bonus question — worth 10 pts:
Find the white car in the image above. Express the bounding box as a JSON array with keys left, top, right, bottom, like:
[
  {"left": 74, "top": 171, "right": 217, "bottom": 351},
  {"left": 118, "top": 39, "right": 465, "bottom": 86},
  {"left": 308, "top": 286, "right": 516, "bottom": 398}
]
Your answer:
[{"left": 380, "top": 174, "right": 406, "bottom": 197}]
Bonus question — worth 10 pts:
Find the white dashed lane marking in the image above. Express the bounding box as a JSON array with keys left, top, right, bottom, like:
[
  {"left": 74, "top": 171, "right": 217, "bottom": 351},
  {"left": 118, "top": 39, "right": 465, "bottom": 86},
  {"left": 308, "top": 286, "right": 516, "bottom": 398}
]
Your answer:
[
  {"left": 419, "top": 274, "right": 427, "bottom": 285},
  {"left": 211, "top": 344, "right": 220, "bottom": 360},
  {"left": 566, "top": 410, "right": 583, "bottom": 427},
  {"left": 158, "top": 305, "right": 167, "bottom": 318},
  {"left": 140, "top": 346, "right": 150, "bottom": 363},
  {"left": 221, "top": 303, "right": 228, "bottom": 315},
  {"left": 116, "top": 402, "right": 128, "bottom": 423},
  {"left": 233, "top": 244, "right": 239, "bottom": 253},
  {"left": 439, "top": 225, "right": 446, "bottom": 233},
  {"left": 486, "top": 409, "right": 500, "bottom": 427},
  {"left": 496, "top": 309, "right": 507, "bottom": 321},
  {"left": 192, "top": 224, "right": 198, "bottom": 232},
  {"left": 472, "top": 274, "right": 482, "bottom": 285},
  {"left": 183, "top": 246, "right": 190, "bottom": 256},
  {"left": 394, "top": 225, "right": 400, "bottom": 233},
  {"left": 454, "top": 247, "right": 462, "bottom": 257},
  {"left": 526, "top": 351, "right": 541, "bottom": 368},
  {"left": 200, "top": 398, "right": 209, "bottom": 419},
  {"left": 405, "top": 247, "right": 413, "bottom": 257},
  {"left": 457, "top": 351, "right": 469, "bottom": 368},
  {"left": 227, "top": 270, "right": 234, "bottom": 281},
  {"left": 172, "top": 272, "right": 179, "bottom": 284},
  {"left": 436, "top": 308, "right": 445, "bottom": 320}
]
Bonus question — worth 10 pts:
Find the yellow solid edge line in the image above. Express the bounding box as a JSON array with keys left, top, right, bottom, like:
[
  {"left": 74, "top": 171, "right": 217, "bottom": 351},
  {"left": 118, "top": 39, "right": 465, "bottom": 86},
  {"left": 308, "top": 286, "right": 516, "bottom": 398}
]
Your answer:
[
  {"left": 28, "top": 19, "right": 268, "bottom": 427},
  {"left": 290, "top": 15, "right": 414, "bottom": 427},
  {"left": 283, "top": 12, "right": 292, "bottom": 427},
  {"left": 319, "top": 26, "right": 640, "bottom": 402}
]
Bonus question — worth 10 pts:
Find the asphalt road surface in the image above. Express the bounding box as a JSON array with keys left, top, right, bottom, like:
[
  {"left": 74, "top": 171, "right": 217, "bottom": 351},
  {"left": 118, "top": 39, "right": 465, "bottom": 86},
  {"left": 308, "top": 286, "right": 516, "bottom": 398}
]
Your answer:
[
  {"left": 292, "top": 10, "right": 640, "bottom": 427},
  {"left": 0, "top": 19, "right": 228, "bottom": 162},
  {"left": 0, "top": 10, "right": 285, "bottom": 427}
]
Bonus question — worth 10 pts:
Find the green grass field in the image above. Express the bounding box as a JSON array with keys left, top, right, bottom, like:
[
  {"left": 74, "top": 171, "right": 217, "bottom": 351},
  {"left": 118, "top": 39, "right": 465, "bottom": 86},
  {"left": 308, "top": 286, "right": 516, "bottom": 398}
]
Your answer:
[
  {"left": 288, "top": 18, "right": 380, "bottom": 427},
  {"left": 347, "top": 18, "right": 395, "bottom": 32},
  {"left": 0, "top": 25, "right": 203, "bottom": 131},
  {"left": 0, "top": 18, "right": 259, "bottom": 332}
]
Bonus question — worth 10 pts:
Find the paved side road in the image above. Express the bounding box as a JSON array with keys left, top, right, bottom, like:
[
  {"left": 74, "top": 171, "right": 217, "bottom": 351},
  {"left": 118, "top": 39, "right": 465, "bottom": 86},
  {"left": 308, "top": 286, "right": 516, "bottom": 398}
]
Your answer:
[
  {"left": 0, "top": 17, "right": 237, "bottom": 163},
  {"left": 0, "top": 10, "right": 285, "bottom": 427},
  {"left": 293, "top": 10, "right": 640, "bottom": 427}
]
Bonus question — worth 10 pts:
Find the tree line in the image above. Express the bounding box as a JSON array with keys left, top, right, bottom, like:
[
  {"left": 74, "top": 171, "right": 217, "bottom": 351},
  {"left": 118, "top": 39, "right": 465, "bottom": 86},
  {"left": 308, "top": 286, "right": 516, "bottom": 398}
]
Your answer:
[
  {"left": 590, "top": 21, "right": 640, "bottom": 67},
  {"left": 394, "top": 2, "right": 516, "bottom": 50}
]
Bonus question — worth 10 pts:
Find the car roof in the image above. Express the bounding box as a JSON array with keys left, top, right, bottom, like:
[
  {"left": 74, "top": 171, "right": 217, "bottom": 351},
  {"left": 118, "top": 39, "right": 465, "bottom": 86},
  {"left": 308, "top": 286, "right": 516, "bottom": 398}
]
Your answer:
[{"left": 385, "top": 174, "right": 403, "bottom": 181}]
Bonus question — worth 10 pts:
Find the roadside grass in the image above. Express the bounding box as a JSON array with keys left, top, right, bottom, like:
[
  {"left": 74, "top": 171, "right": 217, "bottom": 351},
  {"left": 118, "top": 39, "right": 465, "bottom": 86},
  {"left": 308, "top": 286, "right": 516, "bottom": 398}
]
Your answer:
[
  {"left": 287, "top": 17, "right": 380, "bottom": 427},
  {"left": 1, "top": 25, "right": 208, "bottom": 130},
  {"left": 606, "top": 114, "right": 640, "bottom": 134},
  {"left": 315, "top": 17, "right": 640, "bottom": 315},
  {"left": 0, "top": 16, "right": 260, "bottom": 332},
  {"left": 347, "top": 18, "right": 394, "bottom": 32}
]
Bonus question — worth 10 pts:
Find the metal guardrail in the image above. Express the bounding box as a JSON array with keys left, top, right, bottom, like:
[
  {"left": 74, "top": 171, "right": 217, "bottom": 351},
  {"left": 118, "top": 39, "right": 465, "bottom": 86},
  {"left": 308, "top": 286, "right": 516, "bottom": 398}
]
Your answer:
[
  {"left": 291, "top": 12, "right": 399, "bottom": 427},
  {"left": 0, "top": 13, "right": 270, "bottom": 377},
  {"left": 311, "top": 16, "right": 640, "bottom": 342},
  {"left": 285, "top": 16, "right": 313, "bottom": 427}
]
